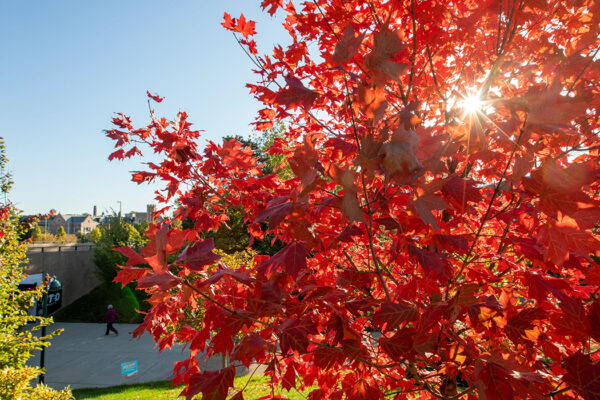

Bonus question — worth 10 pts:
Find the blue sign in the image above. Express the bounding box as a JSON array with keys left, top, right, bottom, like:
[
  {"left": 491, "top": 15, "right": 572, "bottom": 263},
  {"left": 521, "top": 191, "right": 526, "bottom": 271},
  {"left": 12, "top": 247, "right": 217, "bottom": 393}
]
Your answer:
[{"left": 121, "top": 360, "right": 138, "bottom": 377}]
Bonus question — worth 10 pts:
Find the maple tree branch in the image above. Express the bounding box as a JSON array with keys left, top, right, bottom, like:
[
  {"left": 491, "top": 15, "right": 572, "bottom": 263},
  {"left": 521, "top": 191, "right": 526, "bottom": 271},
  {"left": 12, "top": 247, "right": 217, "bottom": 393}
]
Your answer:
[
  {"left": 383, "top": 387, "right": 424, "bottom": 397},
  {"left": 488, "top": 193, "right": 517, "bottom": 221},
  {"left": 231, "top": 31, "right": 340, "bottom": 139},
  {"left": 231, "top": 32, "right": 264, "bottom": 73},
  {"left": 237, "top": 362, "right": 263, "bottom": 395},
  {"left": 182, "top": 280, "right": 276, "bottom": 329},
  {"left": 189, "top": 170, "right": 237, "bottom": 209},
  {"left": 567, "top": 46, "right": 600, "bottom": 95},
  {"left": 482, "top": 0, "right": 522, "bottom": 99},
  {"left": 452, "top": 119, "right": 526, "bottom": 284},
  {"left": 367, "top": 0, "right": 383, "bottom": 27},
  {"left": 495, "top": 2, "right": 502, "bottom": 54},
  {"left": 406, "top": 0, "right": 417, "bottom": 99},
  {"left": 362, "top": 177, "right": 392, "bottom": 301},
  {"left": 547, "top": 381, "right": 571, "bottom": 398},
  {"left": 340, "top": 74, "right": 395, "bottom": 297},
  {"left": 523, "top": 5, "right": 560, "bottom": 36},
  {"left": 312, "top": 0, "right": 340, "bottom": 40},
  {"left": 494, "top": 216, "right": 514, "bottom": 255},
  {"left": 426, "top": 45, "right": 447, "bottom": 103},
  {"left": 342, "top": 250, "right": 364, "bottom": 271},
  {"left": 489, "top": 262, "right": 513, "bottom": 284},
  {"left": 556, "top": 144, "right": 600, "bottom": 161},
  {"left": 590, "top": 285, "right": 600, "bottom": 302},
  {"left": 343, "top": 76, "right": 364, "bottom": 153},
  {"left": 307, "top": 338, "right": 398, "bottom": 370},
  {"left": 452, "top": 387, "right": 475, "bottom": 399},
  {"left": 407, "top": 362, "right": 445, "bottom": 399}
]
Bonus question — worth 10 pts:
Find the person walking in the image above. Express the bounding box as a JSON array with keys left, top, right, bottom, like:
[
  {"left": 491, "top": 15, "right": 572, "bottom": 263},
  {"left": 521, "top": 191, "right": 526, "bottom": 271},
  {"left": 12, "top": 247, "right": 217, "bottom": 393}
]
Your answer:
[{"left": 104, "top": 304, "right": 119, "bottom": 336}]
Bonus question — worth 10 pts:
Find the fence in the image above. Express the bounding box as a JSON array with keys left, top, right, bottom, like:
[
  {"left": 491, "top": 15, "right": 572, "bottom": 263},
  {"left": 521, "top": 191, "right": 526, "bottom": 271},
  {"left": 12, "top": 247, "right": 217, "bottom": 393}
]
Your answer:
[{"left": 26, "top": 243, "right": 94, "bottom": 253}]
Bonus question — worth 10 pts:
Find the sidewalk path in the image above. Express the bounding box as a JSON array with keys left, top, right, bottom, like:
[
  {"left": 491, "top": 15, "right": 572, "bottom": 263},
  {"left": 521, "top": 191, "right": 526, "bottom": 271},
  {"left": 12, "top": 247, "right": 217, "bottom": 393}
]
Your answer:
[{"left": 29, "top": 322, "right": 223, "bottom": 390}]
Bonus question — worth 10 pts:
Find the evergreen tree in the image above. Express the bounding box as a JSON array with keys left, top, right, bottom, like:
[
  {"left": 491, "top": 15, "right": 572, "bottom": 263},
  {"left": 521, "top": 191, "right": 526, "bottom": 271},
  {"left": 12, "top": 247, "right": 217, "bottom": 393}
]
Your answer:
[
  {"left": 32, "top": 225, "right": 42, "bottom": 241},
  {"left": 55, "top": 226, "right": 66, "bottom": 238}
]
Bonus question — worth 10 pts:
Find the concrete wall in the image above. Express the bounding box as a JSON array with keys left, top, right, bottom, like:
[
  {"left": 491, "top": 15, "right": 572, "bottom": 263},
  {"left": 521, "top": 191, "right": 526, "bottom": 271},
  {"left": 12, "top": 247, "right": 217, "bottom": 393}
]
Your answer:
[{"left": 24, "top": 243, "right": 100, "bottom": 308}]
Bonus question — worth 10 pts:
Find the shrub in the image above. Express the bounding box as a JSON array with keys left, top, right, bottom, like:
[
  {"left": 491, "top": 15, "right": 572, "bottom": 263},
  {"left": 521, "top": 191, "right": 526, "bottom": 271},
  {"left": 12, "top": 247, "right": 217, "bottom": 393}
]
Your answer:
[{"left": 0, "top": 137, "right": 72, "bottom": 399}]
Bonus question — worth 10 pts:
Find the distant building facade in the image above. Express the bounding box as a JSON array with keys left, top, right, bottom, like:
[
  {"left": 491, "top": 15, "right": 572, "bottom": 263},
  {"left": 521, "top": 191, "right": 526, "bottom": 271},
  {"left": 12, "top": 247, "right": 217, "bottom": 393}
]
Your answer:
[
  {"left": 65, "top": 215, "right": 97, "bottom": 235},
  {"left": 38, "top": 214, "right": 98, "bottom": 235},
  {"left": 36, "top": 204, "right": 156, "bottom": 234},
  {"left": 124, "top": 204, "right": 156, "bottom": 225},
  {"left": 39, "top": 214, "right": 66, "bottom": 234}
]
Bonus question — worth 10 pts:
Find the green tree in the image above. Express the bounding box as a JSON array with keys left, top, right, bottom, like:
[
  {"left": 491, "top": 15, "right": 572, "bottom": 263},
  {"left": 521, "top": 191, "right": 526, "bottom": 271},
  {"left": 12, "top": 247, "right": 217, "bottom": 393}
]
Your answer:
[
  {"left": 92, "top": 215, "right": 148, "bottom": 322},
  {"left": 213, "top": 209, "right": 250, "bottom": 253},
  {"left": 0, "top": 138, "right": 72, "bottom": 399},
  {"left": 88, "top": 227, "right": 102, "bottom": 243},
  {"left": 32, "top": 225, "right": 42, "bottom": 241},
  {"left": 93, "top": 216, "right": 146, "bottom": 285},
  {"left": 55, "top": 226, "right": 65, "bottom": 238}
]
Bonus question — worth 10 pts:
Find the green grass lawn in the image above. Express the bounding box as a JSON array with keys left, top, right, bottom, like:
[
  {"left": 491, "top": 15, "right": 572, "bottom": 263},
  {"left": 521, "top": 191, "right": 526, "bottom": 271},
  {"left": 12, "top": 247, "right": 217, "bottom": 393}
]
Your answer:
[{"left": 72, "top": 375, "right": 307, "bottom": 400}]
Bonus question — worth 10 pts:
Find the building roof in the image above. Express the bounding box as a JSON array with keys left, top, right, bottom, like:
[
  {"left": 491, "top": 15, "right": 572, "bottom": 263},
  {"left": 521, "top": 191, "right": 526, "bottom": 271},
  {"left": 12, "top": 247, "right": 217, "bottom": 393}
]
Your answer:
[
  {"left": 66, "top": 215, "right": 90, "bottom": 224},
  {"left": 37, "top": 214, "right": 65, "bottom": 224}
]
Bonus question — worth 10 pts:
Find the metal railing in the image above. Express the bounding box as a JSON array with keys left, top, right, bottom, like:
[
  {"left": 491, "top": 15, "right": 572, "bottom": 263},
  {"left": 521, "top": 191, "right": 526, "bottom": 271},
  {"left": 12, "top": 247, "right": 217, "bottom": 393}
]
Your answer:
[{"left": 26, "top": 243, "right": 95, "bottom": 254}]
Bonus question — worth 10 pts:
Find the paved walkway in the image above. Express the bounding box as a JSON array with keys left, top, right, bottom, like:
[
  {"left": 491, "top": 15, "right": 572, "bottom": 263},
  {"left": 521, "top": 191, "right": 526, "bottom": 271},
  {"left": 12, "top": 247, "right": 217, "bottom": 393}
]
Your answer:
[{"left": 28, "top": 322, "right": 224, "bottom": 390}]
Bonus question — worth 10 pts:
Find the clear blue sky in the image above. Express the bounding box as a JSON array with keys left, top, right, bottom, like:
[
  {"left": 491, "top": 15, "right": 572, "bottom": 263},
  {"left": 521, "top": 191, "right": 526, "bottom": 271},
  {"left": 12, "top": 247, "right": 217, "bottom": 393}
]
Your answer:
[{"left": 1, "top": 1, "right": 286, "bottom": 215}]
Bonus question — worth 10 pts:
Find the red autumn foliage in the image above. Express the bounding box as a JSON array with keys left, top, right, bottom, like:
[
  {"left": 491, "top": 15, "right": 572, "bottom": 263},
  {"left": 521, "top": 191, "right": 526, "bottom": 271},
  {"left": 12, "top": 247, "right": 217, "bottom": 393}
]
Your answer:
[
  {"left": 106, "top": 1, "right": 600, "bottom": 399},
  {"left": 147, "top": 91, "right": 164, "bottom": 103}
]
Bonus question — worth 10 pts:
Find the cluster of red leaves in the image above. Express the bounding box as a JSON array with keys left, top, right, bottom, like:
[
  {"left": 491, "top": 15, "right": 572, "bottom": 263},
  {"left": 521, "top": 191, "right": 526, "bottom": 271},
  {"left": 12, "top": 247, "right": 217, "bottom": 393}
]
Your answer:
[{"left": 106, "top": 1, "right": 600, "bottom": 399}]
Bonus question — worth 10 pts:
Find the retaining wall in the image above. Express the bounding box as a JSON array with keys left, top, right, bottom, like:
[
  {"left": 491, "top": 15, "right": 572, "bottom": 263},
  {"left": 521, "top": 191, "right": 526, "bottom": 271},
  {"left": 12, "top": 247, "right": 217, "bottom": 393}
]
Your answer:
[{"left": 24, "top": 243, "right": 100, "bottom": 308}]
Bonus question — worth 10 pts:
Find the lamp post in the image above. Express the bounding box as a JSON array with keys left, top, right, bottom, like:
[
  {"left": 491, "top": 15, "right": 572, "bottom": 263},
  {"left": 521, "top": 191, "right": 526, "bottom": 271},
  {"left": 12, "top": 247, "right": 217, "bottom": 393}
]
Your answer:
[{"left": 39, "top": 281, "right": 48, "bottom": 384}]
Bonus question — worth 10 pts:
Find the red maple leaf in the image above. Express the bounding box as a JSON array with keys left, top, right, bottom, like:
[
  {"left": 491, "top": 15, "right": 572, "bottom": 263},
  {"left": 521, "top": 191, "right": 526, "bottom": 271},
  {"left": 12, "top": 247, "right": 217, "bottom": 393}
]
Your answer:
[
  {"left": 505, "top": 307, "right": 546, "bottom": 344},
  {"left": 473, "top": 353, "right": 547, "bottom": 400},
  {"left": 146, "top": 91, "right": 164, "bottom": 103},
  {"left": 372, "top": 301, "right": 418, "bottom": 332},
  {"left": 114, "top": 267, "right": 148, "bottom": 288},
  {"left": 273, "top": 75, "right": 318, "bottom": 110},
  {"left": 364, "top": 28, "right": 408, "bottom": 84},
  {"left": 113, "top": 246, "right": 147, "bottom": 266},
  {"left": 181, "top": 366, "right": 235, "bottom": 400},
  {"left": 278, "top": 318, "right": 317, "bottom": 354},
  {"left": 136, "top": 271, "right": 182, "bottom": 290},
  {"left": 231, "top": 333, "right": 274, "bottom": 367},
  {"left": 177, "top": 238, "right": 221, "bottom": 271},
  {"left": 257, "top": 242, "right": 307, "bottom": 279},
  {"left": 563, "top": 351, "right": 600, "bottom": 400},
  {"left": 261, "top": 0, "right": 282, "bottom": 16},
  {"left": 221, "top": 12, "right": 256, "bottom": 39},
  {"left": 348, "top": 378, "right": 382, "bottom": 400},
  {"left": 408, "top": 244, "right": 450, "bottom": 281},
  {"left": 333, "top": 25, "right": 365, "bottom": 63}
]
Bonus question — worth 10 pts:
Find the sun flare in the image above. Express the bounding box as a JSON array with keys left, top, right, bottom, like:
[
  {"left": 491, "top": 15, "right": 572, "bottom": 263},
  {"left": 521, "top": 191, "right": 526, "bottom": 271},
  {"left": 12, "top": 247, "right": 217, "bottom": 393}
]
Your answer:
[{"left": 460, "top": 94, "right": 483, "bottom": 114}]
